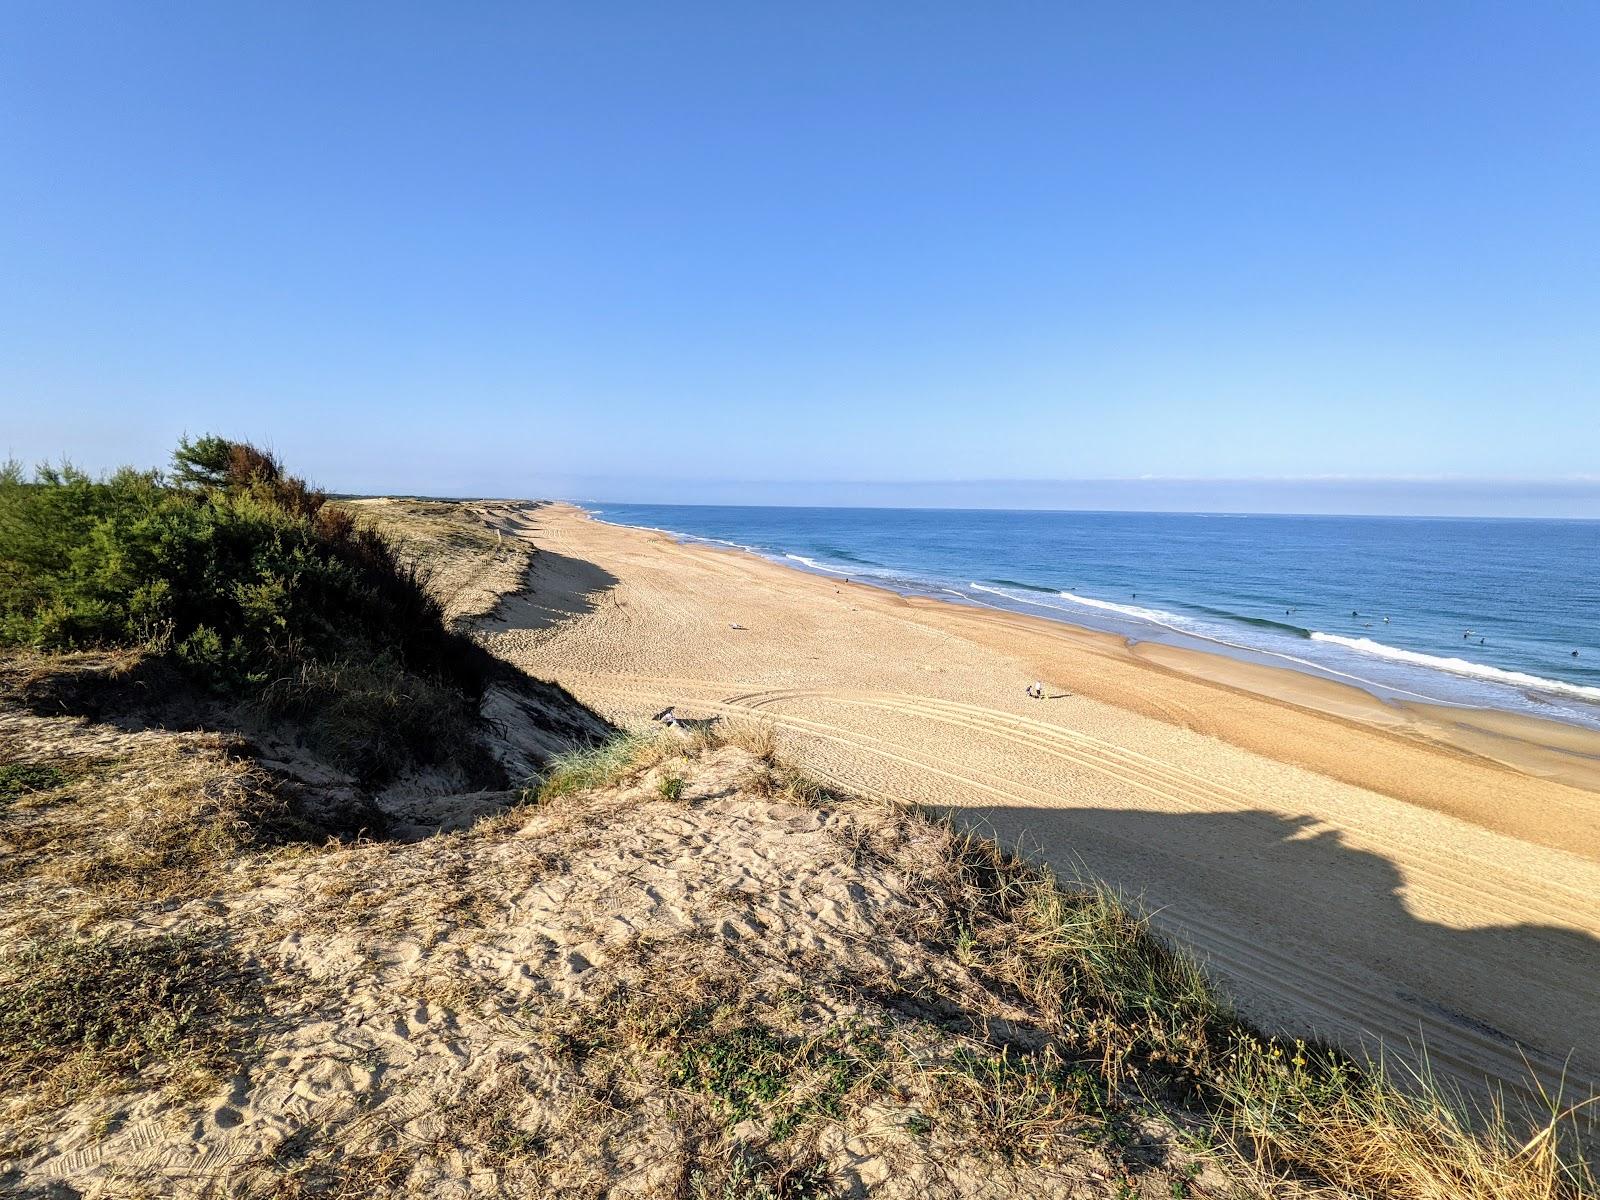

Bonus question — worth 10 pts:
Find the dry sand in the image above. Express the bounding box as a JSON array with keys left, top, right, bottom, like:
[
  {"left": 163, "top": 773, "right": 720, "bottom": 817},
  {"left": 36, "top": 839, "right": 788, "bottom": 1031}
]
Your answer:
[
  {"left": 486, "top": 502, "right": 1600, "bottom": 1104},
  {"left": 3, "top": 700, "right": 1227, "bottom": 1198}
]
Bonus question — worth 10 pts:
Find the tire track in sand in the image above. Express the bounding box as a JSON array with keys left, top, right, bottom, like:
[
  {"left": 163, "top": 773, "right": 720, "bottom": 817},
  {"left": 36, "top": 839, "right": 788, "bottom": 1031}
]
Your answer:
[
  {"left": 569, "top": 676, "right": 1597, "bottom": 1101},
  {"left": 571, "top": 675, "right": 1595, "bottom": 932},
  {"left": 730, "top": 688, "right": 1599, "bottom": 931}
]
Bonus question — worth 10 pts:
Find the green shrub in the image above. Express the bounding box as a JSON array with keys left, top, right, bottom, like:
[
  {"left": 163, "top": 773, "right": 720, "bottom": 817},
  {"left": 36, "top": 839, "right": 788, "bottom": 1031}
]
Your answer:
[{"left": 0, "top": 437, "right": 495, "bottom": 781}]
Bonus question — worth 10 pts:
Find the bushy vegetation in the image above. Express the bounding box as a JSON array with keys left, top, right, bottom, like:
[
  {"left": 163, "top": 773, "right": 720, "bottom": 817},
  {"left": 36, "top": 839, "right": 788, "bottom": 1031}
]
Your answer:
[{"left": 0, "top": 436, "right": 494, "bottom": 780}]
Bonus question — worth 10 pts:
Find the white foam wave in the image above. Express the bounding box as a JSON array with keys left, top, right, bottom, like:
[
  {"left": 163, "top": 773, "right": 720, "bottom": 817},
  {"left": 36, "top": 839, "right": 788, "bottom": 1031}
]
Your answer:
[
  {"left": 1051, "top": 591, "right": 1187, "bottom": 626},
  {"left": 1309, "top": 634, "right": 1600, "bottom": 702},
  {"left": 691, "top": 534, "right": 762, "bottom": 553},
  {"left": 587, "top": 514, "right": 764, "bottom": 556},
  {"left": 970, "top": 582, "right": 1197, "bottom": 632},
  {"left": 784, "top": 553, "right": 853, "bottom": 577},
  {"left": 968, "top": 584, "right": 1445, "bottom": 702}
]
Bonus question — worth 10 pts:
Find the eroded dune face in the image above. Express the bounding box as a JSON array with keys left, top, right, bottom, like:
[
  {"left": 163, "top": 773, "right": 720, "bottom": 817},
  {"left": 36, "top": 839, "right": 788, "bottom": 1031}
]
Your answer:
[{"left": 0, "top": 717, "right": 1226, "bottom": 1200}]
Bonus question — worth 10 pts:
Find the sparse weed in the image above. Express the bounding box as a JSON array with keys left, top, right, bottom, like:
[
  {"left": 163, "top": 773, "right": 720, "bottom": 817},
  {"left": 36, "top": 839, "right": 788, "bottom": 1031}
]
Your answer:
[
  {"left": 739, "top": 758, "right": 838, "bottom": 809},
  {"left": 666, "top": 1017, "right": 887, "bottom": 1141},
  {"left": 922, "top": 1043, "right": 1106, "bottom": 1163}
]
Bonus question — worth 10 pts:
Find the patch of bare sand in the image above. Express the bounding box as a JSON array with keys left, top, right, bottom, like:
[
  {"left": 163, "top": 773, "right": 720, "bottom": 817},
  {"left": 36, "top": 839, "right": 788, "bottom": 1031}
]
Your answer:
[{"left": 484, "top": 502, "right": 1600, "bottom": 1105}]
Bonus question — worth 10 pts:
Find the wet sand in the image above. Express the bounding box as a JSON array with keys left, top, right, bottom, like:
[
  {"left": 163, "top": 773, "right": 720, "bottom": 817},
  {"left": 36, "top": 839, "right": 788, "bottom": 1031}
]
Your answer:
[{"left": 485, "top": 502, "right": 1600, "bottom": 1103}]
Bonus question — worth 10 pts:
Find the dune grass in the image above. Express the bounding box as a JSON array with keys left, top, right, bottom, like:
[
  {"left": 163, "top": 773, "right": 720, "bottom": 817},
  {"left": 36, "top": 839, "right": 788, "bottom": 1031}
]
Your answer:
[
  {"left": 0, "top": 733, "right": 313, "bottom": 919},
  {"left": 533, "top": 731, "right": 678, "bottom": 801},
  {"left": 931, "top": 820, "right": 1597, "bottom": 1197}
]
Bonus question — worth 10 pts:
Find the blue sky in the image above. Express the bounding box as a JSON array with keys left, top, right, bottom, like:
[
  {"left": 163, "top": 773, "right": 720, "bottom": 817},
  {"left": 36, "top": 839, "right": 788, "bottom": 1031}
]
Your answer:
[{"left": 3, "top": 3, "right": 1597, "bottom": 514}]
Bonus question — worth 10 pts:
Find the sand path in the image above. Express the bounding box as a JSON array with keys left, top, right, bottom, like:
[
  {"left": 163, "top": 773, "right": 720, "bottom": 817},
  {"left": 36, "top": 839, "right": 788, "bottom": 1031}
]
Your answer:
[{"left": 486, "top": 503, "right": 1600, "bottom": 1105}]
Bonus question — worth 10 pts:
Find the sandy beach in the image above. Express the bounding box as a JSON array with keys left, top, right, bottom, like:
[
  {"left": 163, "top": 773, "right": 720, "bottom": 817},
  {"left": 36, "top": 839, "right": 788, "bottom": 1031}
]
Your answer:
[{"left": 483, "top": 502, "right": 1600, "bottom": 1103}]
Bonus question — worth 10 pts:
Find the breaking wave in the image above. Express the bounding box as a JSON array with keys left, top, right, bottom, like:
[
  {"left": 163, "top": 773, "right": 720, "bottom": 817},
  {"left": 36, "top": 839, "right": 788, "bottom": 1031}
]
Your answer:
[{"left": 1309, "top": 634, "right": 1600, "bottom": 702}]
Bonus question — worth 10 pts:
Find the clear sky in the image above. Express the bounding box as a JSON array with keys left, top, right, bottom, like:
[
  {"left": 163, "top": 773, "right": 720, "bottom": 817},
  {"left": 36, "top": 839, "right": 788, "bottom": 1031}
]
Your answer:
[{"left": 3, "top": 3, "right": 1597, "bottom": 515}]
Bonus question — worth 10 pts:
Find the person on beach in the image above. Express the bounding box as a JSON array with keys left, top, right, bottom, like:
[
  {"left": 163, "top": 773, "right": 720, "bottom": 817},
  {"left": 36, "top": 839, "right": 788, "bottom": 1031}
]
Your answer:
[{"left": 1026, "top": 681, "right": 1045, "bottom": 699}]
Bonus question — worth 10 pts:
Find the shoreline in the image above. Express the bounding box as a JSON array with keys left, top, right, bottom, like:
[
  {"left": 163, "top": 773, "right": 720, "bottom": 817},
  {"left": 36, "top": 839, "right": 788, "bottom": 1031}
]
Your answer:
[
  {"left": 579, "top": 506, "right": 1600, "bottom": 733},
  {"left": 488, "top": 501, "right": 1600, "bottom": 1101},
  {"left": 584, "top": 505, "right": 1600, "bottom": 798}
]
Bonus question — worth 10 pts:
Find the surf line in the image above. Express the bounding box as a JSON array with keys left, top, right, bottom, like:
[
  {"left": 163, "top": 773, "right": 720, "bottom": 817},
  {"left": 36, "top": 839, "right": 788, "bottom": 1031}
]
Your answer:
[{"left": 961, "top": 583, "right": 1444, "bottom": 705}]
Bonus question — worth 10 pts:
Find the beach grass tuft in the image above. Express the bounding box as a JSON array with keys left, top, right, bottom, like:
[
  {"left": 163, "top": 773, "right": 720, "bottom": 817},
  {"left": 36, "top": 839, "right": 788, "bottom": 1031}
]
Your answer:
[{"left": 534, "top": 732, "right": 671, "bottom": 801}]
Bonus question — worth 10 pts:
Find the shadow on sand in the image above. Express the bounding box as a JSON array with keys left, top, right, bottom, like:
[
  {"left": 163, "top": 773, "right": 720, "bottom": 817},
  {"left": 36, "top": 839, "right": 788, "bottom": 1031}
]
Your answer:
[
  {"left": 942, "top": 802, "right": 1600, "bottom": 1112},
  {"left": 484, "top": 548, "right": 620, "bottom": 633}
]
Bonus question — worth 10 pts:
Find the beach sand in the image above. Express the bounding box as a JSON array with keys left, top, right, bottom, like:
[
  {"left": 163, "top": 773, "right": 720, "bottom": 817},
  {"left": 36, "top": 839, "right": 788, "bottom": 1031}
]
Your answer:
[{"left": 485, "top": 502, "right": 1600, "bottom": 1102}]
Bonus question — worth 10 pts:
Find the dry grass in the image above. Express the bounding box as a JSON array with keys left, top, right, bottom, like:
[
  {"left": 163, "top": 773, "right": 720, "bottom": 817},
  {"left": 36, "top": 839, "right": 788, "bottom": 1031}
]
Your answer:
[
  {"left": 340, "top": 498, "right": 533, "bottom": 627},
  {"left": 0, "top": 929, "right": 259, "bottom": 1112},
  {"left": 0, "top": 730, "right": 303, "bottom": 929},
  {"left": 1212, "top": 1045, "right": 1598, "bottom": 1199}
]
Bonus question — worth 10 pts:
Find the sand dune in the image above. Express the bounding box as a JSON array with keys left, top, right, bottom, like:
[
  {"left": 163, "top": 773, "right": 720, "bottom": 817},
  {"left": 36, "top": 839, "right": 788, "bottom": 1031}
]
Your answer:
[{"left": 487, "top": 502, "right": 1600, "bottom": 1104}]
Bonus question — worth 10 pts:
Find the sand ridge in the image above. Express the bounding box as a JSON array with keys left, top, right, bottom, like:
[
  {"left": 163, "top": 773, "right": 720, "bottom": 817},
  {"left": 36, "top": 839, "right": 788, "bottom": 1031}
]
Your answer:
[
  {"left": 486, "top": 502, "right": 1600, "bottom": 1104},
  {"left": 4, "top": 727, "right": 1229, "bottom": 1198}
]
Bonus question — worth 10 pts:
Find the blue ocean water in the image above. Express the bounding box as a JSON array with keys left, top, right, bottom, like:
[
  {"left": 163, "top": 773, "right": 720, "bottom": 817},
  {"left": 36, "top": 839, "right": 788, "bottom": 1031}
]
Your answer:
[{"left": 587, "top": 504, "right": 1600, "bottom": 731}]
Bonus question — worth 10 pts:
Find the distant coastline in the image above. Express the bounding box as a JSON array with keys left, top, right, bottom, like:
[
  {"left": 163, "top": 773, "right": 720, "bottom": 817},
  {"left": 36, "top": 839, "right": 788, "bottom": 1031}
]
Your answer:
[{"left": 581, "top": 502, "right": 1600, "bottom": 739}]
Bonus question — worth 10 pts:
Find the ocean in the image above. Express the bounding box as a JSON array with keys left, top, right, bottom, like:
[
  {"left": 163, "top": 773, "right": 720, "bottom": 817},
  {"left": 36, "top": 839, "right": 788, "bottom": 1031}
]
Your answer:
[{"left": 585, "top": 504, "right": 1600, "bottom": 732}]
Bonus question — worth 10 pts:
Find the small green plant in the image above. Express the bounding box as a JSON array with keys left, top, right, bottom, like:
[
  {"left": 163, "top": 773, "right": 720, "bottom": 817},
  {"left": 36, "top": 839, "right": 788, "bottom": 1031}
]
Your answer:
[
  {"left": 666, "top": 1018, "right": 885, "bottom": 1140},
  {"left": 688, "top": 1150, "right": 784, "bottom": 1200},
  {"left": 0, "top": 762, "right": 67, "bottom": 804},
  {"left": 657, "top": 772, "right": 685, "bottom": 801},
  {"left": 535, "top": 733, "right": 667, "bottom": 801},
  {"left": 667, "top": 1024, "right": 791, "bottom": 1123}
]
